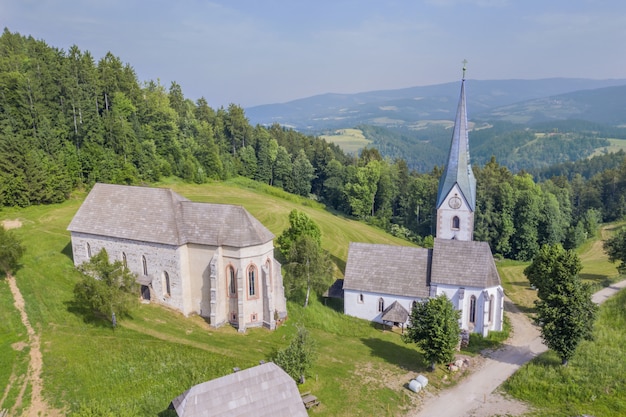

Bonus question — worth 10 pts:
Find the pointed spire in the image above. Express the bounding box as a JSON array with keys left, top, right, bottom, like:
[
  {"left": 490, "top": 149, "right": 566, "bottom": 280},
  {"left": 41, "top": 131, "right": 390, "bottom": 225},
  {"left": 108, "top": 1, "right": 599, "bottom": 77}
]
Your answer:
[{"left": 436, "top": 70, "right": 476, "bottom": 211}]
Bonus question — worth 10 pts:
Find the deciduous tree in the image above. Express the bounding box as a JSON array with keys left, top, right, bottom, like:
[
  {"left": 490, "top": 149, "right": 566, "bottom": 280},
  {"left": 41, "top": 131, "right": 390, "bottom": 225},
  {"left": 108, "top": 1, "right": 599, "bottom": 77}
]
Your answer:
[
  {"left": 603, "top": 227, "right": 626, "bottom": 274},
  {"left": 0, "top": 226, "right": 26, "bottom": 277},
  {"left": 271, "top": 326, "right": 316, "bottom": 384},
  {"left": 73, "top": 249, "right": 138, "bottom": 321},
  {"left": 524, "top": 244, "right": 597, "bottom": 365},
  {"left": 402, "top": 294, "right": 460, "bottom": 370}
]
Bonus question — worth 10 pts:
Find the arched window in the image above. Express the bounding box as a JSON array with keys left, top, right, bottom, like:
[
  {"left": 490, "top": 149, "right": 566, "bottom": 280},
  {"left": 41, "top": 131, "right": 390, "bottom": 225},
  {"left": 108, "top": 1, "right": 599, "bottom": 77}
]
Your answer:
[
  {"left": 122, "top": 252, "right": 127, "bottom": 269},
  {"left": 378, "top": 298, "right": 385, "bottom": 313},
  {"left": 265, "top": 259, "right": 272, "bottom": 292},
  {"left": 452, "top": 216, "right": 460, "bottom": 230},
  {"left": 469, "top": 295, "right": 477, "bottom": 324},
  {"left": 163, "top": 271, "right": 171, "bottom": 297},
  {"left": 142, "top": 256, "right": 148, "bottom": 276},
  {"left": 86, "top": 243, "right": 92, "bottom": 258},
  {"left": 227, "top": 266, "right": 236, "bottom": 296},
  {"left": 358, "top": 294, "right": 364, "bottom": 303},
  {"left": 248, "top": 266, "right": 257, "bottom": 297},
  {"left": 489, "top": 294, "right": 494, "bottom": 323},
  {"left": 412, "top": 301, "right": 418, "bottom": 311}
]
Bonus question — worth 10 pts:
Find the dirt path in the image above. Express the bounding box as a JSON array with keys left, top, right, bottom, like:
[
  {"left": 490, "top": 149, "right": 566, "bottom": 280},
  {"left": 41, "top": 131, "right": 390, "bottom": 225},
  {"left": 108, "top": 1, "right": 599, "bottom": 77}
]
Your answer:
[
  {"left": 406, "top": 281, "right": 626, "bottom": 417},
  {"left": 5, "top": 275, "right": 62, "bottom": 417}
]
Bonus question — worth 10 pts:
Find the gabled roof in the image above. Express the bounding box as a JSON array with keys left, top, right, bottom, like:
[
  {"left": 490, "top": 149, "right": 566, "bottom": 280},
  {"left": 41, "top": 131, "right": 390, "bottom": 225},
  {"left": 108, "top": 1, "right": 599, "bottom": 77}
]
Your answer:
[
  {"left": 343, "top": 243, "right": 431, "bottom": 299},
  {"left": 430, "top": 238, "right": 501, "bottom": 288},
  {"left": 436, "top": 79, "right": 477, "bottom": 211},
  {"left": 381, "top": 301, "right": 409, "bottom": 323},
  {"left": 67, "top": 183, "right": 274, "bottom": 247},
  {"left": 170, "top": 362, "right": 308, "bottom": 417}
]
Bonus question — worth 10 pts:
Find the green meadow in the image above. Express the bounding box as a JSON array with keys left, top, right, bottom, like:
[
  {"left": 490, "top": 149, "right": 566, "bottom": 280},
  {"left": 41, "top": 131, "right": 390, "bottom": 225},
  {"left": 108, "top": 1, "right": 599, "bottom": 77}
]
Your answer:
[
  {"left": 497, "top": 223, "right": 626, "bottom": 417},
  {"left": 319, "top": 128, "right": 372, "bottom": 155},
  {"left": 1, "top": 178, "right": 624, "bottom": 416},
  {"left": 0, "top": 179, "right": 435, "bottom": 416}
]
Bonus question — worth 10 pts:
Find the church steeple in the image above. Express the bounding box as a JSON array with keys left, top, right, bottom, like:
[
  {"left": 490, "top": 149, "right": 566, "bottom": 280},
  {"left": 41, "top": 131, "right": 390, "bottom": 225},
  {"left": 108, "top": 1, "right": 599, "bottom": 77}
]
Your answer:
[{"left": 435, "top": 64, "right": 476, "bottom": 241}]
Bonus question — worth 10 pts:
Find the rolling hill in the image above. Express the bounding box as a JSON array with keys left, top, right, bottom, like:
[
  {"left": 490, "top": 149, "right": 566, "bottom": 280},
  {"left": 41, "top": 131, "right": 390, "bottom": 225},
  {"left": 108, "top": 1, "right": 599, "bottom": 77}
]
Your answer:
[{"left": 246, "top": 78, "right": 626, "bottom": 132}]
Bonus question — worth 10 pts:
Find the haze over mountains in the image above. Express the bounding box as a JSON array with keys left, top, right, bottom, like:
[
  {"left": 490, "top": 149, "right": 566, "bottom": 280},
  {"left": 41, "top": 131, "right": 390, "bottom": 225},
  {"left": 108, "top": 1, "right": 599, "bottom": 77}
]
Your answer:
[{"left": 245, "top": 78, "right": 626, "bottom": 132}]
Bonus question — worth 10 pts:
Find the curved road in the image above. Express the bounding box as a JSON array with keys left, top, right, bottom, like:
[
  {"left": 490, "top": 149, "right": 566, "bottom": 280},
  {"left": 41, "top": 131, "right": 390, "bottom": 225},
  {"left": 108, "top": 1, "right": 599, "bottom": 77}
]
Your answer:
[{"left": 408, "top": 280, "right": 626, "bottom": 417}]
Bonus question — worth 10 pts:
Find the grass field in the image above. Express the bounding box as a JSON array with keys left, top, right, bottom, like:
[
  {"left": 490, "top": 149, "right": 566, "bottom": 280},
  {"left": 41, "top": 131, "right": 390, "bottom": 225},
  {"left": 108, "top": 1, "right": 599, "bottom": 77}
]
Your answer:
[
  {"left": 319, "top": 128, "right": 371, "bottom": 155},
  {"left": 498, "top": 224, "right": 626, "bottom": 416},
  {"left": 1, "top": 178, "right": 624, "bottom": 416},
  {"left": 590, "top": 138, "right": 626, "bottom": 157},
  {"left": 0, "top": 179, "right": 440, "bottom": 416}
]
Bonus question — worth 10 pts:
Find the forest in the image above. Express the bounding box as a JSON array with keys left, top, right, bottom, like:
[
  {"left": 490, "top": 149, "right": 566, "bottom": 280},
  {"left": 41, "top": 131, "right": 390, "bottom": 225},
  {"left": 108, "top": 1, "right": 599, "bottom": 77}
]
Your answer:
[{"left": 2, "top": 28, "right": 626, "bottom": 262}]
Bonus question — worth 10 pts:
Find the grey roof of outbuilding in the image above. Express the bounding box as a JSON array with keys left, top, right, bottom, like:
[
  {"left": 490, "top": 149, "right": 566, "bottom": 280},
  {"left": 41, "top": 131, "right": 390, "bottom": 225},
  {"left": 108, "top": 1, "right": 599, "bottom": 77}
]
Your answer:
[
  {"left": 381, "top": 301, "right": 409, "bottom": 323},
  {"left": 431, "top": 238, "right": 501, "bottom": 288},
  {"left": 67, "top": 183, "right": 274, "bottom": 247},
  {"left": 170, "top": 362, "right": 308, "bottom": 417},
  {"left": 343, "top": 243, "right": 431, "bottom": 299},
  {"left": 436, "top": 79, "right": 477, "bottom": 211}
]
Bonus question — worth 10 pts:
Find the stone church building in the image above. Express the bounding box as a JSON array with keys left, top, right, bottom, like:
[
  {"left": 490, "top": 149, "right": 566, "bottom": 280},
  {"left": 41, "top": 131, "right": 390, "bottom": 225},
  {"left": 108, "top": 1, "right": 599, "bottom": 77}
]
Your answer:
[
  {"left": 67, "top": 183, "right": 287, "bottom": 331},
  {"left": 343, "top": 77, "right": 504, "bottom": 337}
]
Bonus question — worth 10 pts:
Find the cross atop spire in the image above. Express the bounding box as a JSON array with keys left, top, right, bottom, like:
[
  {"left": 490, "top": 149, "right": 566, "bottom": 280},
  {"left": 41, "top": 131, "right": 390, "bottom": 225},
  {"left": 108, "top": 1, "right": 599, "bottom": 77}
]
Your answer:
[
  {"left": 435, "top": 75, "right": 476, "bottom": 212},
  {"left": 462, "top": 59, "right": 468, "bottom": 80}
]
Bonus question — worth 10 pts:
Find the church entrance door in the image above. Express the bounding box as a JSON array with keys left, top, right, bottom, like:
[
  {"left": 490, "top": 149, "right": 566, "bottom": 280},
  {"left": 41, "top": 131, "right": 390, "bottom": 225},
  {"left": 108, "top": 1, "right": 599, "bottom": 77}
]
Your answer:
[{"left": 141, "top": 285, "right": 151, "bottom": 301}]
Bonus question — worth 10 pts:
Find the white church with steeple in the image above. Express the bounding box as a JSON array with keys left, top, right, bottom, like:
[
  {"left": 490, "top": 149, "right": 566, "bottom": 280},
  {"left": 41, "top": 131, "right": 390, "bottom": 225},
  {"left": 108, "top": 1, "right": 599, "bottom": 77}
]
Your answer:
[{"left": 343, "top": 72, "right": 504, "bottom": 337}]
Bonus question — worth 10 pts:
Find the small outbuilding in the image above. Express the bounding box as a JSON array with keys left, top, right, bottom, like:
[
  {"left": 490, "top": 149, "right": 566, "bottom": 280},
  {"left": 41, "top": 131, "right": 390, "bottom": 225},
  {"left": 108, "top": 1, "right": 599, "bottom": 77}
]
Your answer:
[{"left": 169, "top": 362, "right": 308, "bottom": 417}]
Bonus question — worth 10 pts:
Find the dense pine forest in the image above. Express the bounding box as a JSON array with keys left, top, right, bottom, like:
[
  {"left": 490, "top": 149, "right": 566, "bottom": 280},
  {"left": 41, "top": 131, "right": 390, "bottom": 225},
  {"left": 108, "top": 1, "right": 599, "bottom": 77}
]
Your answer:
[{"left": 2, "top": 28, "right": 626, "bottom": 261}]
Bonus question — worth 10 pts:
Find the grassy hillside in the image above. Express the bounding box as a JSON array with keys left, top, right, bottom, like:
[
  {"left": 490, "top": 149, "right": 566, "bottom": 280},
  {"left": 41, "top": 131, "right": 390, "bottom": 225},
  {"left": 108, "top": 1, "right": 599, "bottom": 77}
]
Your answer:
[
  {"left": 319, "top": 128, "right": 372, "bottom": 156},
  {"left": 0, "top": 179, "right": 432, "bottom": 416},
  {"left": 497, "top": 224, "right": 626, "bottom": 417},
  {"left": 1, "top": 179, "right": 623, "bottom": 416}
]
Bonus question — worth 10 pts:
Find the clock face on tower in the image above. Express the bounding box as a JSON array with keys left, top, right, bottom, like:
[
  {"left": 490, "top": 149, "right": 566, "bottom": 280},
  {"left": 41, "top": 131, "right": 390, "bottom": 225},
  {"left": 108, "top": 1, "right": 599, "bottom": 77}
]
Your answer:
[{"left": 448, "top": 196, "right": 462, "bottom": 209}]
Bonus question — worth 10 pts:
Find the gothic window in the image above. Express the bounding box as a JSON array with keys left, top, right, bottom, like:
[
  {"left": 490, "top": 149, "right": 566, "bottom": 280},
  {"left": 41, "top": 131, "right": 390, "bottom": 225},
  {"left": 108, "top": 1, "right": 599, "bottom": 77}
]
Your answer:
[
  {"left": 265, "top": 259, "right": 272, "bottom": 292},
  {"left": 122, "top": 252, "right": 127, "bottom": 269},
  {"left": 248, "top": 266, "right": 258, "bottom": 298},
  {"left": 378, "top": 298, "right": 385, "bottom": 313},
  {"left": 452, "top": 216, "right": 460, "bottom": 230},
  {"left": 489, "top": 294, "right": 494, "bottom": 323},
  {"left": 358, "top": 294, "right": 364, "bottom": 304},
  {"left": 142, "top": 256, "right": 148, "bottom": 276},
  {"left": 163, "top": 271, "right": 171, "bottom": 297},
  {"left": 412, "top": 301, "right": 418, "bottom": 311},
  {"left": 86, "top": 243, "right": 92, "bottom": 258},
  {"left": 227, "top": 266, "right": 236, "bottom": 296},
  {"left": 469, "top": 295, "right": 477, "bottom": 324}
]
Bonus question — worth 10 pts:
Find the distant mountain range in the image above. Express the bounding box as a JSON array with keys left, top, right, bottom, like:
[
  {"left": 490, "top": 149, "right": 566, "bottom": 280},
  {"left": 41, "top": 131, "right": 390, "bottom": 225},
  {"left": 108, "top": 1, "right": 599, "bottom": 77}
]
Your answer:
[{"left": 245, "top": 78, "right": 626, "bottom": 131}]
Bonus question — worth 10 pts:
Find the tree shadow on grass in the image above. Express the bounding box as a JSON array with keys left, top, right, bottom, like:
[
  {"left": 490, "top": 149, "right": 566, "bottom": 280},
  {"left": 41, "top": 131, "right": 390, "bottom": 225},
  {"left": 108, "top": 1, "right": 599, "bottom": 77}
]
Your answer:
[
  {"left": 360, "top": 337, "right": 428, "bottom": 372},
  {"left": 504, "top": 298, "right": 535, "bottom": 315},
  {"left": 330, "top": 254, "right": 346, "bottom": 275},
  {"left": 64, "top": 298, "right": 131, "bottom": 329},
  {"left": 579, "top": 273, "right": 614, "bottom": 288}
]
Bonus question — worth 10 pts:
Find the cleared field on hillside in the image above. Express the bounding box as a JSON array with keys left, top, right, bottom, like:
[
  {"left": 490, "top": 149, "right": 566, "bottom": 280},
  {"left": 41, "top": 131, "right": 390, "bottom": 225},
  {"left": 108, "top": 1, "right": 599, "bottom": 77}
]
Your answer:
[
  {"left": 590, "top": 138, "right": 626, "bottom": 157},
  {"left": 320, "top": 128, "right": 372, "bottom": 155}
]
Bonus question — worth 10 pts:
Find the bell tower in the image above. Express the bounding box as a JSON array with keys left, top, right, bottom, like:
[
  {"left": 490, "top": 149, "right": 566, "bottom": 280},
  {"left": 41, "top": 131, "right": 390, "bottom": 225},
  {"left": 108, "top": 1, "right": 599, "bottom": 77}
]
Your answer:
[{"left": 436, "top": 62, "right": 476, "bottom": 241}]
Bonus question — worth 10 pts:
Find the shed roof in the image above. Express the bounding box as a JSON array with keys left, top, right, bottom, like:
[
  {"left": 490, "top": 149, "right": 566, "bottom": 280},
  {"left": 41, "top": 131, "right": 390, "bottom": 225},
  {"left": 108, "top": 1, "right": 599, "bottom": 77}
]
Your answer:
[
  {"left": 343, "top": 243, "right": 431, "bottom": 299},
  {"left": 381, "top": 301, "right": 409, "bottom": 323},
  {"left": 170, "top": 362, "right": 308, "bottom": 417},
  {"left": 430, "top": 238, "right": 501, "bottom": 288},
  {"left": 67, "top": 183, "right": 274, "bottom": 247}
]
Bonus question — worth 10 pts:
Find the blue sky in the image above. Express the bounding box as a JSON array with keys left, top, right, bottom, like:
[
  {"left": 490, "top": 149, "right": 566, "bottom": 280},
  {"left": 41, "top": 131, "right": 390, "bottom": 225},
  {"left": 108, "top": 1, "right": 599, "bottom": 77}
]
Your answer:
[{"left": 2, "top": 0, "right": 625, "bottom": 107}]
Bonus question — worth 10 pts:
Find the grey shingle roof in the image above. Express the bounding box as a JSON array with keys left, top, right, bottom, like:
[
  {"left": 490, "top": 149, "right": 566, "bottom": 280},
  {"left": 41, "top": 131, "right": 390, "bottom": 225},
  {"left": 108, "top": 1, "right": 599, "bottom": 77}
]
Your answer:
[
  {"left": 170, "top": 362, "right": 308, "bottom": 417},
  {"left": 67, "top": 183, "right": 274, "bottom": 247},
  {"left": 431, "top": 238, "right": 501, "bottom": 288},
  {"left": 381, "top": 301, "right": 409, "bottom": 323},
  {"left": 436, "top": 79, "right": 477, "bottom": 211},
  {"left": 343, "top": 243, "right": 431, "bottom": 299}
]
